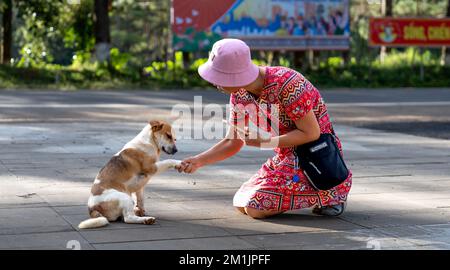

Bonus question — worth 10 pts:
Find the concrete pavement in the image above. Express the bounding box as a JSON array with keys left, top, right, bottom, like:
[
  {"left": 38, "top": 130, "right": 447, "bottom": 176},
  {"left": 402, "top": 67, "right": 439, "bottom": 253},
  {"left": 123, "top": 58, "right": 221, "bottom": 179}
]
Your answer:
[{"left": 1, "top": 89, "right": 450, "bottom": 250}]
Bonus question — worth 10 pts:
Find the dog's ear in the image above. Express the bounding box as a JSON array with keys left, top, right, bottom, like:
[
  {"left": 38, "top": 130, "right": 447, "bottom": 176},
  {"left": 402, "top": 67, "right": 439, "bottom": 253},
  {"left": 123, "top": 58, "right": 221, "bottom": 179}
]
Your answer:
[{"left": 149, "top": 120, "right": 163, "bottom": 132}]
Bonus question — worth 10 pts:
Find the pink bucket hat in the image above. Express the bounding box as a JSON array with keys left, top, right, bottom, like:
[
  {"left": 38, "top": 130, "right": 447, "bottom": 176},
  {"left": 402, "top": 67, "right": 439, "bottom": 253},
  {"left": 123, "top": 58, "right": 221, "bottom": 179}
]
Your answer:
[{"left": 198, "top": 38, "right": 259, "bottom": 87}]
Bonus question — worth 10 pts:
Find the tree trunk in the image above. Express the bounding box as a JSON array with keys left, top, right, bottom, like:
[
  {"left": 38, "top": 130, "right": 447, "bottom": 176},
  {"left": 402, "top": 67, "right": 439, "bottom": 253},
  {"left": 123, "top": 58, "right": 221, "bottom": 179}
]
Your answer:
[
  {"left": 2, "top": 0, "right": 12, "bottom": 65},
  {"left": 380, "top": 0, "right": 393, "bottom": 62},
  {"left": 448, "top": 0, "right": 450, "bottom": 17},
  {"left": 385, "top": 0, "right": 393, "bottom": 16},
  {"left": 272, "top": 51, "right": 280, "bottom": 66},
  {"left": 293, "top": 51, "right": 305, "bottom": 70},
  {"left": 94, "top": 0, "right": 111, "bottom": 62},
  {"left": 182, "top": 51, "right": 190, "bottom": 68}
]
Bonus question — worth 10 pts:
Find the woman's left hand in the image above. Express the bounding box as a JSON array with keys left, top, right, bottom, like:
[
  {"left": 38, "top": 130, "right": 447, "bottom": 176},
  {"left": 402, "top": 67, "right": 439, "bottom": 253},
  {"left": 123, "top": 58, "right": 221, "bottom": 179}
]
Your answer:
[{"left": 237, "top": 127, "right": 270, "bottom": 148}]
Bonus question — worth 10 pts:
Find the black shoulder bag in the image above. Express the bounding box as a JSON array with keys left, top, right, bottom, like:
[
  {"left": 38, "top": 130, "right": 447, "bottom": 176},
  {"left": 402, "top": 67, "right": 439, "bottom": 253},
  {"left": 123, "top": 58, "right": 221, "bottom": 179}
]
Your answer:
[{"left": 294, "top": 132, "right": 349, "bottom": 191}]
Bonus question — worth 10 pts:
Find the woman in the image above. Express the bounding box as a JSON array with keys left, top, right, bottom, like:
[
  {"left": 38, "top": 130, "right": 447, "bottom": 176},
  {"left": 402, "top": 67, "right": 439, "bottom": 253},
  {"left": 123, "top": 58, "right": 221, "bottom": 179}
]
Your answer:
[{"left": 177, "top": 38, "right": 352, "bottom": 219}]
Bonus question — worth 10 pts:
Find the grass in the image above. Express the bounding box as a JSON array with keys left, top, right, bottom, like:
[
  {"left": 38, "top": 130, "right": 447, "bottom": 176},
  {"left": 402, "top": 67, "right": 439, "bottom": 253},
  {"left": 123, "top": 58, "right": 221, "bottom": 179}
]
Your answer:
[{"left": 1, "top": 63, "right": 450, "bottom": 91}]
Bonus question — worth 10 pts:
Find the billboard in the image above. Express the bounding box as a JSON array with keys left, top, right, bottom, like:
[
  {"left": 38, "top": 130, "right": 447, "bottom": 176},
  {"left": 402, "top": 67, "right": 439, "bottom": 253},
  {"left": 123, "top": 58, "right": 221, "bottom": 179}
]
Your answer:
[
  {"left": 369, "top": 18, "right": 450, "bottom": 47},
  {"left": 172, "top": 0, "right": 350, "bottom": 52}
]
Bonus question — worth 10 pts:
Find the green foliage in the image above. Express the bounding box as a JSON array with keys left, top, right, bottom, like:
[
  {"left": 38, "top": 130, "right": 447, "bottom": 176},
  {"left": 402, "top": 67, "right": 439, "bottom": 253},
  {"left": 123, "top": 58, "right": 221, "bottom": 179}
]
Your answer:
[
  {"left": 69, "top": 47, "right": 136, "bottom": 81},
  {"left": 190, "top": 58, "right": 209, "bottom": 70},
  {"left": 110, "top": 0, "right": 170, "bottom": 69},
  {"left": 303, "top": 64, "right": 450, "bottom": 88},
  {"left": 3, "top": 45, "right": 449, "bottom": 89},
  {"left": 63, "top": 0, "right": 95, "bottom": 53},
  {"left": 0, "top": 1, "right": 7, "bottom": 12},
  {"left": 110, "top": 48, "right": 131, "bottom": 73},
  {"left": 393, "top": 0, "right": 447, "bottom": 16},
  {"left": 142, "top": 52, "right": 209, "bottom": 88},
  {"left": 13, "top": 0, "right": 66, "bottom": 67},
  {"left": 324, "top": 57, "right": 344, "bottom": 68},
  {"left": 2, "top": 0, "right": 450, "bottom": 90},
  {"left": 371, "top": 47, "right": 440, "bottom": 67},
  {"left": 0, "top": 63, "right": 151, "bottom": 90}
]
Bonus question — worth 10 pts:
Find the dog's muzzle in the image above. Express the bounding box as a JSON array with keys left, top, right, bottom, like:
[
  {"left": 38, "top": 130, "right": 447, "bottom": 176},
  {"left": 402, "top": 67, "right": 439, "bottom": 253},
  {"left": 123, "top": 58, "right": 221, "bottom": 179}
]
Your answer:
[{"left": 162, "top": 145, "right": 177, "bottom": 155}]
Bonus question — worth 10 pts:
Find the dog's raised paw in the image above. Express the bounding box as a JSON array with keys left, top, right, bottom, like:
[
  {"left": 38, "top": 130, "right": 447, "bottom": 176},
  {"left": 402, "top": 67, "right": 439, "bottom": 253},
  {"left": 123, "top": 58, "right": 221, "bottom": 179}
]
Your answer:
[
  {"left": 144, "top": 217, "right": 156, "bottom": 225},
  {"left": 166, "top": 159, "right": 182, "bottom": 169}
]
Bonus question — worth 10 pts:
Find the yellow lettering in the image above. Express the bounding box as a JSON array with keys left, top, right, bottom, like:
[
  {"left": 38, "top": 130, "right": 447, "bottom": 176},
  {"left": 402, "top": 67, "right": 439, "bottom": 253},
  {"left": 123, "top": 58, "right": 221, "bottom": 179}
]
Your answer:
[
  {"left": 404, "top": 24, "right": 427, "bottom": 40},
  {"left": 428, "top": 24, "right": 450, "bottom": 40}
]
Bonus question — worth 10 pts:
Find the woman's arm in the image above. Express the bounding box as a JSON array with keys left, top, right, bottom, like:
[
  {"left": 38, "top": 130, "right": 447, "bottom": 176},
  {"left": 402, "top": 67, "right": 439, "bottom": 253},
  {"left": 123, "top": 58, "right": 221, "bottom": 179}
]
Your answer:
[
  {"left": 177, "top": 128, "right": 244, "bottom": 173},
  {"left": 196, "top": 137, "right": 244, "bottom": 166},
  {"left": 272, "top": 110, "right": 320, "bottom": 148}
]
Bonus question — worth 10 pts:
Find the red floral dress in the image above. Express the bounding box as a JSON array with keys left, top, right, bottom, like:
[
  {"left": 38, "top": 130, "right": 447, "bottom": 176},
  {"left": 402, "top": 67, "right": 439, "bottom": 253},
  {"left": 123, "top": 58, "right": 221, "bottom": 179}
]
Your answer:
[{"left": 231, "top": 66, "right": 352, "bottom": 211}]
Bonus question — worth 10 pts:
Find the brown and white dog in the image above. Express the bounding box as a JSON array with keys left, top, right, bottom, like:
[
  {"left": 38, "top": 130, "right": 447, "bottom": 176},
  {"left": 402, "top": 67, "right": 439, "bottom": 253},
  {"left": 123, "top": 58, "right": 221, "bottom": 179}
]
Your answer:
[{"left": 78, "top": 120, "right": 181, "bottom": 229}]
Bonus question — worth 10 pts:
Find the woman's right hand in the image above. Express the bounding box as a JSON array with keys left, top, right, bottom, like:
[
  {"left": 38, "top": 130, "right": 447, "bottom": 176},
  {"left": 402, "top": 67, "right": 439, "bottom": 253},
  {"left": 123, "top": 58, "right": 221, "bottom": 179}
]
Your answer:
[{"left": 176, "top": 156, "right": 203, "bottom": 174}]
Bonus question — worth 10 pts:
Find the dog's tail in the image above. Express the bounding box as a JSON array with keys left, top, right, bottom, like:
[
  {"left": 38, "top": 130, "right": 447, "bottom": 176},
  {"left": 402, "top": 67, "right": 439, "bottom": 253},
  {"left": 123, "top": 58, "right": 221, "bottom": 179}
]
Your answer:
[{"left": 78, "top": 211, "right": 109, "bottom": 229}]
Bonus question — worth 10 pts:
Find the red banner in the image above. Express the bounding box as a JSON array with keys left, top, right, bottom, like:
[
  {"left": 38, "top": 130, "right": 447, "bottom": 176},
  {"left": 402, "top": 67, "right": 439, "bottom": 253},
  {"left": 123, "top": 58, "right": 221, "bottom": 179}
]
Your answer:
[{"left": 369, "top": 18, "right": 450, "bottom": 47}]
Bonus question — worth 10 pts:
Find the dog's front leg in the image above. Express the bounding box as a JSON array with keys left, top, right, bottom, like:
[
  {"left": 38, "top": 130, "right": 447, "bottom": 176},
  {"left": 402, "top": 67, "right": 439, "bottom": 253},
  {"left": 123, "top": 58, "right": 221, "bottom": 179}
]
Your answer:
[
  {"left": 134, "top": 188, "right": 146, "bottom": 217},
  {"left": 155, "top": 159, "right": 182, "bottom": 175}
]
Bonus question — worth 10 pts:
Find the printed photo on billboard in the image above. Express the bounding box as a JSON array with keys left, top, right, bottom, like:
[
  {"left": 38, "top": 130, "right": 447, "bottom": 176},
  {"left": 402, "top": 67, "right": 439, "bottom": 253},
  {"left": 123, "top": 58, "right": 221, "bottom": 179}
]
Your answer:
[{"left": 172, "top": 0, "right": 350, "bottom": 51}]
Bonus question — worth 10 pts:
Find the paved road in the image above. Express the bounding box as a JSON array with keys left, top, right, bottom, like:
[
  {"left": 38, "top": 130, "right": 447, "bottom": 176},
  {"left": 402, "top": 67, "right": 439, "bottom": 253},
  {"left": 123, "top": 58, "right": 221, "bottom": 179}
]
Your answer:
[
  {"left": 1, "top": 88, "right": 449, "bottom": 139},
  {"left": 1, "top": 88, "right": 450, "bottom": 250}
]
